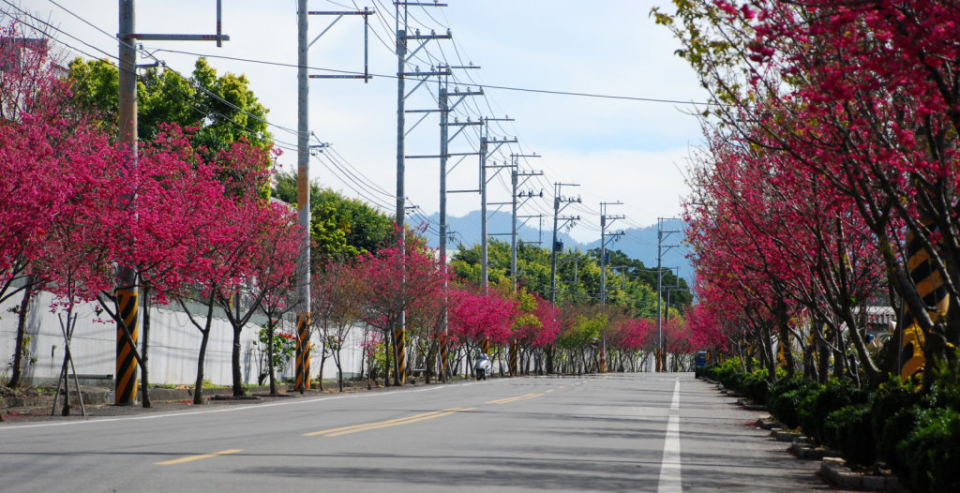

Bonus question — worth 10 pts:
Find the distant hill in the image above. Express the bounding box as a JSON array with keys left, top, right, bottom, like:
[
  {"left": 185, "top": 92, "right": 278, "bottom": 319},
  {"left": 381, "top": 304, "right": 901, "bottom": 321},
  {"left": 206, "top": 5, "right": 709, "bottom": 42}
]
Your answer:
[{"left": 420, "top": 212, "right": 692, "bottom": 281}]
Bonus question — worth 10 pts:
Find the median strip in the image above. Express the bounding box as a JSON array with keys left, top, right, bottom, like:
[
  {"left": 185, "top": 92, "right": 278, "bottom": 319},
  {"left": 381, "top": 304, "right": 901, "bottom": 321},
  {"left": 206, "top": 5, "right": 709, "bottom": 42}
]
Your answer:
[
  {"left": 486, "top": 393, "right": 543, "bottom": 405},
  {"left": 305, "top": 408, "right": 473, "bottom": 437},
  {"left": 155, "top": 448, "right": 242, "bottom": 466}
]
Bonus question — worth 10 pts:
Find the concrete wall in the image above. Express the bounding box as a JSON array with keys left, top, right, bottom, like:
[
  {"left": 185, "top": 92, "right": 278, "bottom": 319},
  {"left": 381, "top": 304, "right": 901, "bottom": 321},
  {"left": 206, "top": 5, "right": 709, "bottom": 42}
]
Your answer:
[{"left": 0, "top": 290, "right": 369, "bottom": 387}]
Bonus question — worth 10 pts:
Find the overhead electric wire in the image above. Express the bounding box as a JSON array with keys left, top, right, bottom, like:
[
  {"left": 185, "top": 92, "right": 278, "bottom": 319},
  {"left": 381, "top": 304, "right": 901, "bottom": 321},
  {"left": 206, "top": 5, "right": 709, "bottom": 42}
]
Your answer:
[{"left": 3, "top": 0, "right": 119, "bottom": 62}]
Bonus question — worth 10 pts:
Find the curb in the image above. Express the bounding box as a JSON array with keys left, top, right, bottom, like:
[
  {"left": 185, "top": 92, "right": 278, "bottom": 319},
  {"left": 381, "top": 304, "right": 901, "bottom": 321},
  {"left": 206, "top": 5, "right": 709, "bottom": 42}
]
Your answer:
[{"left": 820, "top": 458, "right": 909, "bottom": 493}]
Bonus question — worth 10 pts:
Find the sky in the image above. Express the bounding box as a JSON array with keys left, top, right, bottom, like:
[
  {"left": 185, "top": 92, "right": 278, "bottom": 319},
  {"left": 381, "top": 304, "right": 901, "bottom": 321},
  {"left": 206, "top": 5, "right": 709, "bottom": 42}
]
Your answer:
[{"left": 10, "top": 0, "right": 709, "bottom": 243}]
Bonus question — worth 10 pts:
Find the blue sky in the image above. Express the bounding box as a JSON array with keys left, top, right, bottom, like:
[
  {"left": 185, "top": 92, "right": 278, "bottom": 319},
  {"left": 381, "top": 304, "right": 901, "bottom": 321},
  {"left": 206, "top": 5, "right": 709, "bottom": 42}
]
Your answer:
[{"left": 14, "top": 0, "right": 708, "bottom": 243}]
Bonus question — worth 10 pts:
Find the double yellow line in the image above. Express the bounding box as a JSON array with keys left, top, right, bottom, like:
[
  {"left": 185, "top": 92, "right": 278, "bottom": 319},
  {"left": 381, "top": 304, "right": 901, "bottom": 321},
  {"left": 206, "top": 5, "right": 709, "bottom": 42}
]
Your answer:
[
  {"left": 305, "top": 407, "right": 473, "bottom": 437},
  {"left": 486, "top": 393, "right": 543, "bottom": 405}
]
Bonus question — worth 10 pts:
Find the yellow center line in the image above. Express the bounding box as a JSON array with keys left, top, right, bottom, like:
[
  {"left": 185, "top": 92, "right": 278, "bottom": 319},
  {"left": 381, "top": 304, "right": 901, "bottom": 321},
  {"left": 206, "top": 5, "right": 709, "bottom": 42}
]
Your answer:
[
  {"left": 546, "top": 389, "right": 555, "bottom": 393},
  {"left": 305, "top": 408, "right": 473, "bottom": 437},
  {"left": 155, "top": 448, "right": 242, "bottom": 466},
  {"left": 486, "top": 393, "right": 544, "bottom": 405}
]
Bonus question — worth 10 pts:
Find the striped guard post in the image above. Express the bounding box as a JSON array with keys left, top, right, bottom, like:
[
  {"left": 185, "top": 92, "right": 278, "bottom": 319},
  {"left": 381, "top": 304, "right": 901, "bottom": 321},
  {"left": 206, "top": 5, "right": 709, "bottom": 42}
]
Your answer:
[
  {"left": 395, "top": 327, "right": 406, "bottom": 384},
  {"left": 115, "top": 288, "right": 139, "bottom": 406},
  {"left": 599, "top": 344, "right": 607, "bottom": 373},
  {"left": 509, "top": 341, "right": 518, "bottom": 375},
  {"left": 295, "top": 313, "right": 311, "bottom": 392},
  {"left": 900, "top": 222, "right": 950, "bottom": 383},
  {"left": 656, "top": 347, "right": 663, "bottom": 373},
  {"left": 481, "top": 339, "right": 490, "bottom": 355},
  {"left": 439, "top": 333, "right": 450, "bottom": 380}
]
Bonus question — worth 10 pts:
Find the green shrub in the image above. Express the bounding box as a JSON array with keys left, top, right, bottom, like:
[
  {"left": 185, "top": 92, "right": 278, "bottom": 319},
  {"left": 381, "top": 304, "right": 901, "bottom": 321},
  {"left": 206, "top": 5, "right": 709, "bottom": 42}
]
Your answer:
[
  {"left": 799, "top": 379, "right": 866, "bottom": 445},
  {"left": 897, "top": 407, "right": 960, "bottom": 493},
  {"left": 869, "top": 378, "right": 922, "bottom": 472},
  {"left": 767, "top": 378, "right": 818, "bottom": 429},
  {"left": 741, "top": 368, "right": 770, "bottom": 404},
  {"left": 880, "top": 405, "right": 921, "bottom": 479},
  {"left": 824, "top": 404, "right": 875, "bottom": 467}
]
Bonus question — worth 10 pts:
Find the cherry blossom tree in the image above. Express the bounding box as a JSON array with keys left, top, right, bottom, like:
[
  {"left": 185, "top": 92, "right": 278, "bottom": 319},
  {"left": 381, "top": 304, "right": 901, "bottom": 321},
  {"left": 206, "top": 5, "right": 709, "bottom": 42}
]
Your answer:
[
  {"left": 311, "top": 257, "right": 365, "bottom": 391},
  {"left": 355, "top": 230, "right": 446, "bottom": 385},
  {"left": 659, "top": 0, "right": 960, "bottom": 385}
]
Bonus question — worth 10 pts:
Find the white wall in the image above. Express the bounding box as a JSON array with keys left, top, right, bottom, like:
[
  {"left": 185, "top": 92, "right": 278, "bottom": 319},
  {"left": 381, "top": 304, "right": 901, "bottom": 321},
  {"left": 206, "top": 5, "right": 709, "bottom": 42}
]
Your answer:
[{"left": 0, "top": 290, "right": 368, "bottom": 387}]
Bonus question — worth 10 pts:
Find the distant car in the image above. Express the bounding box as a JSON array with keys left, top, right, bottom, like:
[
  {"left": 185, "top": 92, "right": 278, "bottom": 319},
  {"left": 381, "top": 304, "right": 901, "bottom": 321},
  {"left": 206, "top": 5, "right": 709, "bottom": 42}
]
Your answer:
[{"left": 695, "top": 350, "right": 708, "bottom": 368}]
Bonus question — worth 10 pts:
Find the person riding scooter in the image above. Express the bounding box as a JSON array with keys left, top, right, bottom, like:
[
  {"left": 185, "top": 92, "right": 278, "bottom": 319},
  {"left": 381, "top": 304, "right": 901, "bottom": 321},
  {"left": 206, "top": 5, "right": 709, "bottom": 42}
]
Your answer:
[{"left": 475, "top": 353, "right": 491, "bottom": 380}]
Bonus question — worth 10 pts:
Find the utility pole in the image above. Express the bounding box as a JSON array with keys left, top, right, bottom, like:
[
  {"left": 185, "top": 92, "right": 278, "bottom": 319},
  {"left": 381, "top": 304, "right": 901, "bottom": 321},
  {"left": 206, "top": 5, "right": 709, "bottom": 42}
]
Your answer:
[
  {"left": 404, "top": 66, "right": 480, "bottom": 380},
  {"left": 435, "top": 72, "right": 480, "bottom": 380},
  {"left": 296, "top": 3, "right": 372, "bottom": 394},
  {"left": 510, "top": 157, "right": 542, "bottom": 290},
  {"left": 549, "top": 183, "right": 582, "bottom": 305},
  {"left": 656, "top": 217, "right": 682, "bottom": 372},
  {"left": 599, "top": 201, "right": 624, "bottom": 373},
  {"left": 479, "top": 119, "right": 516, "bottom": 293},
  {"left": 116, "top": 0, "right": 228, "bottom": 406},
  {"left": 394, "top": 1, "right": 448, "bottom": 385}
]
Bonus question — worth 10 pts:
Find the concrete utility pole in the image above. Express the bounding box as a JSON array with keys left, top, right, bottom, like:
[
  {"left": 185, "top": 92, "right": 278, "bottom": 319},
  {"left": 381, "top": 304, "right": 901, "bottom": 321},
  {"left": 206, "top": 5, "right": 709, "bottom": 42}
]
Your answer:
[
  {"left": 549, "top": 183, "right": 581, "bottom": 304},
  {"left": 394, "top": 1, "right": 448, "bottom": 384},
  {"left": 116, "top": 0, "right": 228, "bottom": 406},
  {"left": 509, "top": 157, "right": 542, "bottom": 291},
  {"left": 434, "top": 76, "right": 481, "bottom": 270},
  {"left": 435, "top": 73, "right": 480, "bottom": 380},
  {"left": 656, "top": 217, "right": 682, "bottom": 372},
  {"left": 478, "top": 120, "right": 516, "bottom": 293},
  {"left": 599, "top": 201, "right": 624, "bottom": 373},
  {"left": 297, "top": 3, "right": 372, "bottom": 394}
]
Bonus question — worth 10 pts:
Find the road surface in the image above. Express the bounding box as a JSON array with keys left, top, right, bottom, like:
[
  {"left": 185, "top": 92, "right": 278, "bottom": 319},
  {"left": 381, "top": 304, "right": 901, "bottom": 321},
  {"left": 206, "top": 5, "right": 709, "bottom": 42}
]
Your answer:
[{"left": 0, "top": 373, "right": 827, "bottom": 492}]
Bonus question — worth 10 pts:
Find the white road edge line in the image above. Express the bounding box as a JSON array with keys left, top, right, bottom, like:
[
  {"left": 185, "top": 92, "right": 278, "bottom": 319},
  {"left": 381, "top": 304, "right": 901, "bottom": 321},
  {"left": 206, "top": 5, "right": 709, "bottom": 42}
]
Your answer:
[
  {"left": 658, "top": 378, "right": 682, "bottom": 493},
  {"left": 671, "top": 378, "right": 680, "bottom": 410}
]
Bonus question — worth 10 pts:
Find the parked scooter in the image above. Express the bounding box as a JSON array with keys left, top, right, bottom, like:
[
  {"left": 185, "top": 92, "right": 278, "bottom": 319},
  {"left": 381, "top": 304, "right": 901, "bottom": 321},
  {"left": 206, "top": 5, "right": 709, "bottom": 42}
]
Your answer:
[{"left": 475, "top": 353, "right": 491, "bottom": 380}]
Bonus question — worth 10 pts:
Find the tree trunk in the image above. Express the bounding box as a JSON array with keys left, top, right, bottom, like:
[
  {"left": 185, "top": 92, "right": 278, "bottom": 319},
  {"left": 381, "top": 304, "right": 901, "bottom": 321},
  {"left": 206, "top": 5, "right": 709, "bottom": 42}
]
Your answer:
[
  {"left": 832, "top": 331, "right": 846, "bottom": 379},
  {"left": 318, "top": 350, "right": 329, "bottom": 391},
  {"left": 231, "top": 325, "right": 244, "bottom": 396},
  {"left": 194, "top": 327, "right": 211, "bottom": 405},
  {"left": 268, "top": 320, "right": 278, "bottom": 396},
  {"left": 334, "top": 349, "right": 344, "bottom": 392},
  {"left": 8, "top": 280, "right": 32, "bottom": 388}
]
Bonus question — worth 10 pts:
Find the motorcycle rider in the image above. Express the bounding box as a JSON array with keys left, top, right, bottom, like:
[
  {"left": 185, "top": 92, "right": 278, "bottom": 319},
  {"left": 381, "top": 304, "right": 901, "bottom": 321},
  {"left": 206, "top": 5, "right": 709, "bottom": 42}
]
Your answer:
[{"left": 475, "top": 353, "right": 491, "bottom": 380}]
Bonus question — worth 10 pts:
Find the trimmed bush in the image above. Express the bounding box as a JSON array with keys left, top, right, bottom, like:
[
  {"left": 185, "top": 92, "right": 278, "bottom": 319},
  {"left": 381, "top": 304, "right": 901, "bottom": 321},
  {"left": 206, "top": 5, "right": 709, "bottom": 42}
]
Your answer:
[
  {"left": 767, "top": 378, "right": 818, "bottom": 429},
  {"left": 897, "top": 407, "right": 960, "bottom": 493},
  {"left": 880, "top": 405, "right": 921, "bottom": 479},
  {"left": 824, "top": 404, "right": 875, "bottom": 467},
  {"left": 799, "top": 379, "right": 866, "bottom": 445},
  {"left": 869, "top": 378, "right": 922, "bottom": 473},
  {"left": 740, "top": 368, "right": 770, "bottom": 403}
]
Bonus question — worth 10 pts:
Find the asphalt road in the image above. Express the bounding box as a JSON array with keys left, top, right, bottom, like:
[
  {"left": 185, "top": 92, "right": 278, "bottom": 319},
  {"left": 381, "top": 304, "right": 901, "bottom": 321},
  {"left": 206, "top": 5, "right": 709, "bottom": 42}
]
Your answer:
[{"left": 0, "top": 373, "right": 828, "bottom": 492}]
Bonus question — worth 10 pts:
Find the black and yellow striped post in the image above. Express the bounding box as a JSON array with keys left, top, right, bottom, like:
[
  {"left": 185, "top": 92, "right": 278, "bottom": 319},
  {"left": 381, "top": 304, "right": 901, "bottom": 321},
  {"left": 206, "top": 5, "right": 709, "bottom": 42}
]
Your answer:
[
  {"left": 439, "top": 332, "right": 449, "bottom": 380},
  {"left": 395, "top": 327, "right": 406, "bottom": 385},
  {"left": 900, "top": 222, "right": 949, "bottom": 383},
  {"left": 509, "top": 341, "right": 518, "bottom": 376},
  {"left": 115, "top": 288, "right": 139, "bottom": 406},
  {"left": 599, "top": 343, "right": 607, "bottom": 373},
  {"left": 295, "top": 313, "right": 311, "bottom": 393},
  {"left": 655, "top": 347, "right": 663, "bottom": 373},
  {"left": 481, "top": 339, "right": 490, "bottom": 356},
  {"left": 777, "top": 339, "right": 788, "bottom": 369}
]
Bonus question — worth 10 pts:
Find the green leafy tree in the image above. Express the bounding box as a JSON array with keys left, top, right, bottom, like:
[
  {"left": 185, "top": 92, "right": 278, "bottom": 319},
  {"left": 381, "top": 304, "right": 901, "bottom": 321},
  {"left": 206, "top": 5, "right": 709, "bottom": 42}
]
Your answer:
[
  {"left": 66, "top": 57, "right": 271, "bottom": 154},
  {"left": 273, "top": 171, "right": 394, "bottom": 261}
]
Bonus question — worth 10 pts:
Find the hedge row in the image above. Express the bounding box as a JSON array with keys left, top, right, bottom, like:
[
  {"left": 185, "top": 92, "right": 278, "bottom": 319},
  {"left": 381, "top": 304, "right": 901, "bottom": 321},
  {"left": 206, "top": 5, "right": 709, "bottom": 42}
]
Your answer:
[{"left": 697, "top": 359, "right": 960, "bottom": 493}]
